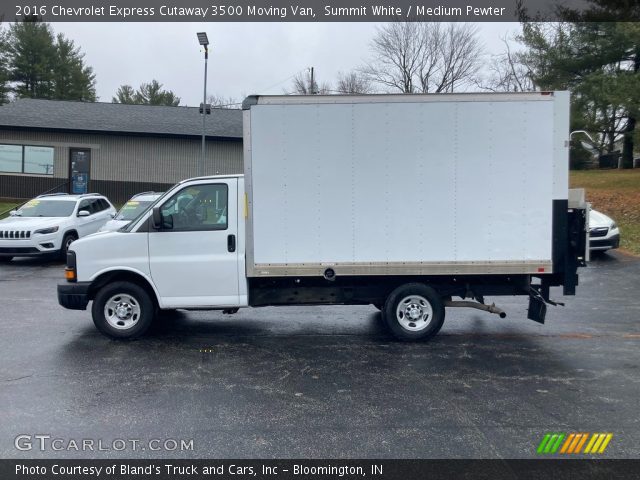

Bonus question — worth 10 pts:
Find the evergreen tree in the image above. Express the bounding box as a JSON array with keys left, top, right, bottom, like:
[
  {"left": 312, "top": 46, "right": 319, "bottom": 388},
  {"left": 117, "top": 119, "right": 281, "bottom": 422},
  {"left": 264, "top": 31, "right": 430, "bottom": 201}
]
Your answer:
[
  {"left": 521, "top": 21, "right": 640, "bottom": 168},
  {"left": 53, "top": 34, "right": 96, "bottom": 101},
  {"left": 0, "top": 24, "right": 10, "bottom": 104},
  {"left": 6, "top": 17, "right": 56, "bottom": 99},
  {"left": 6, "top": 17, "right": 96, "bottom": 102},
  {"left": 112, "top": 79, "right": 180, "bottom": 106},
  {"left": 112, "top": 85, "right": 136, "bottom": 104}
]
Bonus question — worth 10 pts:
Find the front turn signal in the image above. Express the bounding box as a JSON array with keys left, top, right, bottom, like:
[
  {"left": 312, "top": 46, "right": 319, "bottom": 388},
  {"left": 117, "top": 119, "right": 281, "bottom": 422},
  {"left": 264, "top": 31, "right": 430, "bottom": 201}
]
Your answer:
[{"left": 64, "top": 267, "right": 76, "bottom": 282}]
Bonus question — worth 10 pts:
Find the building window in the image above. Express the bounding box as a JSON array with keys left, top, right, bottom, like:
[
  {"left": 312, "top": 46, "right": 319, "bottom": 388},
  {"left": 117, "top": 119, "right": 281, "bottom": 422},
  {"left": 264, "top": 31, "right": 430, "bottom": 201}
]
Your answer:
[
  {"left": 24, "top": 146, "right": 55, "bottom": 175},
  {"left": 0, "top": 144, "right": 23, "bottom": 173},
  {"left": 0, "top": 144, "right": 54, "bottom": 175}
]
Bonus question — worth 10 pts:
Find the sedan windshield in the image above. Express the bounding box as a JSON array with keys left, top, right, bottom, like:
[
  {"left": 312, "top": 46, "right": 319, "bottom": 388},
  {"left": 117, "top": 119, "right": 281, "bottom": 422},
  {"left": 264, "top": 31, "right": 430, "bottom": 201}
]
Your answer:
[
  {"left": 17, "top": 199, "right": 76, "bottom": 217},
  {"left": 116, "top": 200, "right": 154, "bottom": 221}
]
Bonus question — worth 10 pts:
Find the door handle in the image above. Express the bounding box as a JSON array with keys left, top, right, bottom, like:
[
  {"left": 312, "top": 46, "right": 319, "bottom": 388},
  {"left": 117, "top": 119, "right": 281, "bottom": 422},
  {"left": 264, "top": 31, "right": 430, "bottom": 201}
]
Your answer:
[{"left": 227, "top": 234, "right": 236, "bottom": 253}]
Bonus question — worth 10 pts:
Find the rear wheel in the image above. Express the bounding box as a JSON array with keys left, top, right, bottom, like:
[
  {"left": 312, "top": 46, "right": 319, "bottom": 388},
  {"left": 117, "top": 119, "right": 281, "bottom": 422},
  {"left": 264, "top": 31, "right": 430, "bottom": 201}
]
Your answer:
[
  {"left": 382, "top": 283, "right": 445, "bottom": 341},
  {"left": 92, "top": 281, "right": 155, "bottom": 339}
]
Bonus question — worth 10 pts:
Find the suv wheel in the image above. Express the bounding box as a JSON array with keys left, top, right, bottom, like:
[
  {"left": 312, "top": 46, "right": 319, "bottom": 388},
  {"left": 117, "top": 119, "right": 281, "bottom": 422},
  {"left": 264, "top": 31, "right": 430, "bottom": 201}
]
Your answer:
[{"left": 60, "top": 232, "right": 77, "bottom": 259}]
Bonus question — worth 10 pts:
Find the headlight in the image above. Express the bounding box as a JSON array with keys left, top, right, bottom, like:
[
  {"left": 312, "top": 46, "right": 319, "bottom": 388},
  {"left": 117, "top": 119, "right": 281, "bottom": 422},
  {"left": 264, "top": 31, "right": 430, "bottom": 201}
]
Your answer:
[
  {"left": 33, "top": 226, "right": 59, "bottom": 235},
  {"left": 611, "top": 222, "right": 618, "bottom": 230}
]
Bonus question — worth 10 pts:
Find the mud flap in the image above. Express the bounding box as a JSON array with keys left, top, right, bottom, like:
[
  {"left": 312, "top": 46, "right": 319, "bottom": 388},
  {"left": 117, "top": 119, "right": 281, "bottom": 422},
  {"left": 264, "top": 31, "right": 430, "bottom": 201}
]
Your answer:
[{"left": 527, "top": 295, "right": 547, "bottom": 324}]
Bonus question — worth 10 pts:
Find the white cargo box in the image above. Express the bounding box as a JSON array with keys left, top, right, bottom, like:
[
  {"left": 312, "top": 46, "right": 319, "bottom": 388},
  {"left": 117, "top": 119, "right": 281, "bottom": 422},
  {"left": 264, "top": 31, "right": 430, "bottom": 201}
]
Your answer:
[{"left": 243, "top": 92, "right": 570, "bottom": 278}]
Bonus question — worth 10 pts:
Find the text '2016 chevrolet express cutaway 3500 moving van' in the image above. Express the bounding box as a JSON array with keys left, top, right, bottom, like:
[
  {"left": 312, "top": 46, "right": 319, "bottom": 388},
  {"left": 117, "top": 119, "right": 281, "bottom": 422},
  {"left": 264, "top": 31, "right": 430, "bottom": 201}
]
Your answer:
[{"left": 58, "top": 92, "right": 588, "bottom": 341}]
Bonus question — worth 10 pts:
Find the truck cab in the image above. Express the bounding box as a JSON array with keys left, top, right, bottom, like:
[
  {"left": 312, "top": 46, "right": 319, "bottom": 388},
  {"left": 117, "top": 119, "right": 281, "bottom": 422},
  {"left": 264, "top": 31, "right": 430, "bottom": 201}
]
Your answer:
[{"left": 58, "top": 175, "right": 248, "bottom": 337}]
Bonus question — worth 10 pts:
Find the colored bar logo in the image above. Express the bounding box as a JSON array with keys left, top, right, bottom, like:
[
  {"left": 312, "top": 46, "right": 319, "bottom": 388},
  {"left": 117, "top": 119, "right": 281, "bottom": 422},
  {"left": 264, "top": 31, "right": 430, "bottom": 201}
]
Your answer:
[{"left": 537, "top": 433, "right": 613, "bottom": 454}]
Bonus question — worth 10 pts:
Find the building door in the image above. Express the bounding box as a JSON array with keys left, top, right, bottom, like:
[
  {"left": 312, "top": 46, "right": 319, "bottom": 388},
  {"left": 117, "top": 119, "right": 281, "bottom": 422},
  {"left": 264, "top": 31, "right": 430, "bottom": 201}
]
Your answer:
[{"left": 69, "top": 149, "right": 91, "bottom": 194}]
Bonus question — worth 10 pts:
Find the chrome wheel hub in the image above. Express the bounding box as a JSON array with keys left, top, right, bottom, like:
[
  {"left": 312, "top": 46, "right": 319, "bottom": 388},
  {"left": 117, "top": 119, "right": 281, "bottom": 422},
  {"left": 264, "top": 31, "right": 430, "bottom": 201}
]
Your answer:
[
  {"left": 104, "top": 294, "right": 141, "bottom": 330},
  {"left": 115, "top": 303, "right": 132, "bottom": 319},
  {"left": 396, "top": 295, "right": 433, "bottom": 332}
]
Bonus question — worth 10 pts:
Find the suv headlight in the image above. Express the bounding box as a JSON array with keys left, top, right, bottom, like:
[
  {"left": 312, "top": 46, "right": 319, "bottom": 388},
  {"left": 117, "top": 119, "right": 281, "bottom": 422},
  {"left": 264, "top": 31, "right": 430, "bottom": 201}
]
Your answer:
[
  {"left": 34, "top": 226, "right": 59, "bottom": 235},
  {"left": 611, "top": 222, "right": 618, "bottom": 230}
]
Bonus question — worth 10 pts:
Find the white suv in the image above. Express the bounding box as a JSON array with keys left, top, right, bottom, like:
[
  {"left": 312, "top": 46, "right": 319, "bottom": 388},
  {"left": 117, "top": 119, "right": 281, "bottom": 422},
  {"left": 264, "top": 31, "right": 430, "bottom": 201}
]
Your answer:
[{"left": 0, "top": 193, "right": 116, "bottom": 262}]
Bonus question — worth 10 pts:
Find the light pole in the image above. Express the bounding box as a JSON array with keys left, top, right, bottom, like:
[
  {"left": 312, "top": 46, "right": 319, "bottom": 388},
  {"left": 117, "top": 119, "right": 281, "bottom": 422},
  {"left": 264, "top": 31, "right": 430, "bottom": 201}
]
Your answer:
[{"left": 197, "top": 32, "right": 209, "bottom": 177}]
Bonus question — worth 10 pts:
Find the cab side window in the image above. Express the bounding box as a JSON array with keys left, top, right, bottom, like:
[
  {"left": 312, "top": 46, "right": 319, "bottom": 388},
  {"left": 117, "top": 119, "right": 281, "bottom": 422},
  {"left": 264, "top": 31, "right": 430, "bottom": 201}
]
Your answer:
[{"left": 159, "top": 184, "right": 228, "bottom": 231}]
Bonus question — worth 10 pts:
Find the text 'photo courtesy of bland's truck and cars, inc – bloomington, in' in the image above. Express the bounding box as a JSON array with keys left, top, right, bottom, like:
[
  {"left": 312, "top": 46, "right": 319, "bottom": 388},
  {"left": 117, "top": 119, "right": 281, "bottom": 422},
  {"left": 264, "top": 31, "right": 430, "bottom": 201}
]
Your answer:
[{"left": 0, "top": 1, "right": 640, "bottom": 479}]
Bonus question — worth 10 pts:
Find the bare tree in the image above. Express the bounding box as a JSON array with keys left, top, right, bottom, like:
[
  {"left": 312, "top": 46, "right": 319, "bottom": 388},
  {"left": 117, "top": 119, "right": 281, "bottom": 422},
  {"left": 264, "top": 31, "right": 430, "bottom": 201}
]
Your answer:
[
  {"left": 287, "top": 69, "right": 331, "bottom": 95},
  {"left": 477, "top": 36, "right": 535, "bottom": 92},
  {"left": 335, "top": 71, "right": 373, "bottom": 94},
  {"left": 361, "top": 22, "right": 483, "bottom": 94},
  {"left": 207, "top": 94, "right": 240, "bottom": 109},
  {"left": 360, "top": 22, "right": 424, "bottom": 93}
]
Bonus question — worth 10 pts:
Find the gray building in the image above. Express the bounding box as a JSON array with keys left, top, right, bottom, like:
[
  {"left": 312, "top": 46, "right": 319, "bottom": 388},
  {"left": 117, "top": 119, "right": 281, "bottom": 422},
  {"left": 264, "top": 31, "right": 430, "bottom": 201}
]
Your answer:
[{"left": 0, "top": 99, "right": 243, "bottom": 202}]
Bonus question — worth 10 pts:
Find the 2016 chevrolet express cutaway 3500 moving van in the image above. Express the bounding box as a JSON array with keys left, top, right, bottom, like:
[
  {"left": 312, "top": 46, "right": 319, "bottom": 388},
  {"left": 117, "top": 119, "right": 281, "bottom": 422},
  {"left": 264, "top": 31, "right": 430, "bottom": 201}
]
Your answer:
[{"left": 58, "top": 92, "right": 588, "bottom": 341}]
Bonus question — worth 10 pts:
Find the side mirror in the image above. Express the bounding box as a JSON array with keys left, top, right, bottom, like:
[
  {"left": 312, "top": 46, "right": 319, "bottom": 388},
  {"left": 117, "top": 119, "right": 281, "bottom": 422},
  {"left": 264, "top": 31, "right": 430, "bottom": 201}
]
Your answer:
[
  {"left": 152, "top": 206, "right": 173, "bottom": 230},
  {"left": 77, "top": 210, "right": 90, "bottom": 217},
  {"left": 9, "top": 210, "right": 18, "bottom": 217},
  {"left": 152, "top": 206, "right": 162, "bottom": 229},
  {"left": 110, "top": 213, "right": 116, "bottom": 219}
]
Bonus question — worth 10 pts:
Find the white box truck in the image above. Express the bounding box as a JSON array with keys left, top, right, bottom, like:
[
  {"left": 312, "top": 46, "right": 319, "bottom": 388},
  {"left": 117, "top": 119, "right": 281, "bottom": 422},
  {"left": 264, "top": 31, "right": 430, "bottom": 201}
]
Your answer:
[{"left": 58, "top": 92, "right": 588, "bottom": 341}]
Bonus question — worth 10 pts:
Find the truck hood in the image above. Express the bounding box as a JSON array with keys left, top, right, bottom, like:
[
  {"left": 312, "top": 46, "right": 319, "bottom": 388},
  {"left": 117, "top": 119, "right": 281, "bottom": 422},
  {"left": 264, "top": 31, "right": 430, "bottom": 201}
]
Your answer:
[
  {"left": 0, "top": 216, "right": 63, "bottom": 230},
  {"left": 589, "top": 210, "right": 615, "bottom": 229}
]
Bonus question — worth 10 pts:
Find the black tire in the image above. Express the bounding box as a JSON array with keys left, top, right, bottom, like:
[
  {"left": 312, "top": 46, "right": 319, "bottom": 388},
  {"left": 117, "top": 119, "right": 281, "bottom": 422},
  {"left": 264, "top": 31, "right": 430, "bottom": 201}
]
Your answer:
[
  {"left": 60, "top": 232, "right": 77, "bottom": 260},
  {"left": 0, "top": 256, "right": 12, "bottom": 262},
  {"left": 382, "top": 283, "right": 445, "bottom": 341},
  {"left": 92, "top": 281, "right": 155, "bottom": 339}
]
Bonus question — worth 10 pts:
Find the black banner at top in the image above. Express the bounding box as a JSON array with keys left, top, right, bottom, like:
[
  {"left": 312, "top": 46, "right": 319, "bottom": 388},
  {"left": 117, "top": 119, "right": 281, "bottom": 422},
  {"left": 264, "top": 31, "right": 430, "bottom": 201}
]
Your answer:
[{"left": 5, "top": 0, "right": 640, "bottom": 22}]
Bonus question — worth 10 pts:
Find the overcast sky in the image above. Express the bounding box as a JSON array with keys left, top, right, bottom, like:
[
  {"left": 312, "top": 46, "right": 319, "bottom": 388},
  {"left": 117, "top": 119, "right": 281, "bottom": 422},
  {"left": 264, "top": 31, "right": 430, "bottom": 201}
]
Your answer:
[{"left": 51, "top": 22, "right": 521, "bottom": 106}]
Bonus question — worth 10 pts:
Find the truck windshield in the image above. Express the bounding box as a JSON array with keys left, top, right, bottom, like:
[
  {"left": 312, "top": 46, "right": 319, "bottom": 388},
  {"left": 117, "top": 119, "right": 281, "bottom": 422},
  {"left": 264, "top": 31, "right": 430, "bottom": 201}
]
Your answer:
[
  {"left": 17, "top": 199, "right": 76, "bottom": 217},
  {"left": 116, "top": 200, "right": 155, "bottom": 221},
  {"left": 120, "top": 192, "right": 168, "bottom": 233}
]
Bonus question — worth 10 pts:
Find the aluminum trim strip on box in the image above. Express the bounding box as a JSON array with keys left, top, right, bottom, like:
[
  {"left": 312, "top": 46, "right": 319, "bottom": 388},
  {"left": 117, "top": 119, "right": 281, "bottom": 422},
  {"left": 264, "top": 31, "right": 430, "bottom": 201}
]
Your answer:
[
  {"left": 247, "top": 261, "right": 554, "bottom": 277},
  {"left": 254, "top": 92, "right": 555, "bottom": 106}
]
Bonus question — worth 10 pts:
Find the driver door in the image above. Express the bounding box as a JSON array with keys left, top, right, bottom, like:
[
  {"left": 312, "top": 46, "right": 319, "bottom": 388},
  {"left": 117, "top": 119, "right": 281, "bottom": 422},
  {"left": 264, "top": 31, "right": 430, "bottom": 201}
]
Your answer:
[{"left": 148, "top": 179, "right": 239, "bottom": 308}]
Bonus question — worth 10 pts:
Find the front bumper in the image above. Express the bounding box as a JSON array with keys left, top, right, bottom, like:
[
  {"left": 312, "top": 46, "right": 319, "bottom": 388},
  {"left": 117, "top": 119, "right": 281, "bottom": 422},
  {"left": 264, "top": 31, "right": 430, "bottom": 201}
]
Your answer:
[
  {"left": 58, "top": 282, "right": 91, "bottom": 310},
  {"left": 0, "top": 246, "right": 43, "bottom": 257},
  {"left": 0, "top": 233, "right": 62, "bottom": 256},
  {"left": 589, "top": 233, "right": 620, "bottom": 251}
]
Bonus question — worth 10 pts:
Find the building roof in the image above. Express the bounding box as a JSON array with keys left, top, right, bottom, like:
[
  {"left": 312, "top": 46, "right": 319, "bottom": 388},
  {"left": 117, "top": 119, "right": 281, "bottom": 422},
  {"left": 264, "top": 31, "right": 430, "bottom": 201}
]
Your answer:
[{"left": 0, "top": 98, "right": 242, "bottom": 139}]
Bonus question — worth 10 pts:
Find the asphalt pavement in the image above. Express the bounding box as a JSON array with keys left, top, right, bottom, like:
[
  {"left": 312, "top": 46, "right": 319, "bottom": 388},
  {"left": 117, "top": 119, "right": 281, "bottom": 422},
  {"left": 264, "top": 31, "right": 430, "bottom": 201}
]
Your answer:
[{"left": 0, "top": 251, "right": 638, "bottom": 459}]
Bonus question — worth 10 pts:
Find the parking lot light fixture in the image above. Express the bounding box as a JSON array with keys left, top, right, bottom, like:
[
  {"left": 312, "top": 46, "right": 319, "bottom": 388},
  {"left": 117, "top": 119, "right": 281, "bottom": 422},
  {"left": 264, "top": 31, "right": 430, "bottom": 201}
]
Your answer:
[{"left": 197, "top": 32, "right": 209, "bottom": 177}]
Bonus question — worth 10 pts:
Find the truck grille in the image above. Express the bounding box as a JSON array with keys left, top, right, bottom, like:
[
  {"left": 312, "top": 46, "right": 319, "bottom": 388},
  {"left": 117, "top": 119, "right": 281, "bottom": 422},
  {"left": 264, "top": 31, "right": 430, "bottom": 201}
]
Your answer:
[
  {"left": 0, "top": 230, "right": 32, "bottom": 240},
  {"left": 589, "top": 227, "right": 609, "bottom": 238}
]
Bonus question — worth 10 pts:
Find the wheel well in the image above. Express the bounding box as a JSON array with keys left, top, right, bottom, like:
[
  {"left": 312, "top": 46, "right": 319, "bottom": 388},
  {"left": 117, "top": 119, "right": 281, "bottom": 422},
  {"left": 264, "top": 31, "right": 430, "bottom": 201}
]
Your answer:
[
  {"left": 89, "top": 271, "right": 158, "bottom": 307},
  {"left": 63, "top": 229, "right": 78, "bottom": 239}
]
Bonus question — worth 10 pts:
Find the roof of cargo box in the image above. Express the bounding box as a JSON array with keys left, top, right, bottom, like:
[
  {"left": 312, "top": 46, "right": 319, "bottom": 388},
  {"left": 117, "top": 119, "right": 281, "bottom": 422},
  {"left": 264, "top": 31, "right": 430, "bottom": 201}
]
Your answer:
[
  {"left": 0, "top": 98, "right": 243, "bottom": 139},
  {"left": 242, "top": 91, "right": 561, "bottom": 109}
]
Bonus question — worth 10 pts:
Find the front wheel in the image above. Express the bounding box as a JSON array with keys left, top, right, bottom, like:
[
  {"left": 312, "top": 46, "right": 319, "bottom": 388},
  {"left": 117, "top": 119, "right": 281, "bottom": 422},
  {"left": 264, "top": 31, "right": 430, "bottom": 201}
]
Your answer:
[
  {"left": 92, "top": 281, "right": 155, "bottom": 339},
  {"left": 60, "top": 232, "right": 77, "bottom": 260},
  {"left": 382, "top": 283, "right": 445, "bottom": 341}
]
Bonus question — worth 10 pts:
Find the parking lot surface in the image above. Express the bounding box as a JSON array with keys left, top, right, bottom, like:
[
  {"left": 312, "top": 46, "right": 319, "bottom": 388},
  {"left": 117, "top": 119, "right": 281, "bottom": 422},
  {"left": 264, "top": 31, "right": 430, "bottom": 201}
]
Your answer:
[{"left": 1, "top": 252, "right": 639, "bottom": 459}]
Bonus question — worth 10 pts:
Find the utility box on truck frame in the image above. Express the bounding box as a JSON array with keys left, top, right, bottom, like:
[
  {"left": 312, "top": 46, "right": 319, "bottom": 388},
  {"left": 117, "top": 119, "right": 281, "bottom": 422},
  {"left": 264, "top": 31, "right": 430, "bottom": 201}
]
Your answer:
[{"left": 242, "top": 92, "right": 571, "bottom": 278}]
